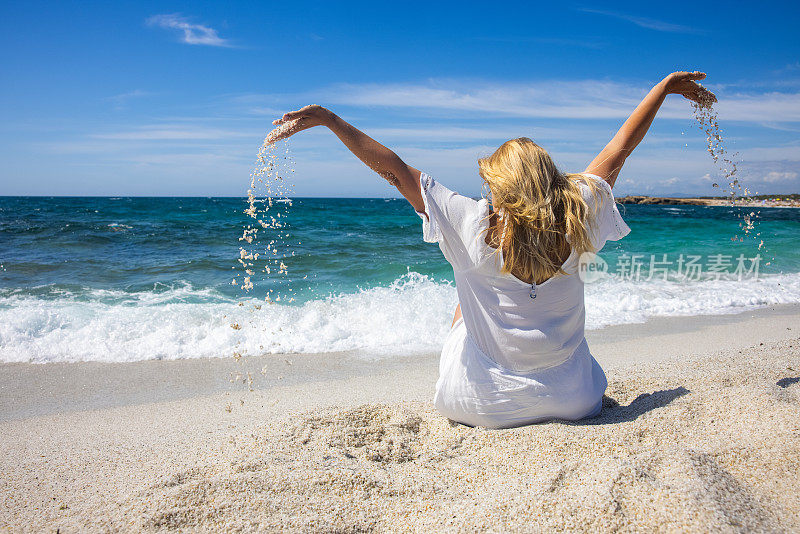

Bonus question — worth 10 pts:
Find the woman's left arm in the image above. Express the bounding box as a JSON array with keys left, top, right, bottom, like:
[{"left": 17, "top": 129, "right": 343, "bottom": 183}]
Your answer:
[
  {"left": 585, "top": 71, "right": 715, "bottom": 188},
  {"left": 268, "top": 105, "right": 424, "bottom": 213}
]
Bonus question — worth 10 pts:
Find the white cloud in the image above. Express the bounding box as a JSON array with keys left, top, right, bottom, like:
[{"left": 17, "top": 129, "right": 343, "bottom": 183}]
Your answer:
[
  {"left": 362, "top": 125, "right": 611, "bottom": 144},
  {"left": 775, "top": 62, "right": 800, "bottom": 74},
  {"left": 147, "top": 14, "right": 231, "bottom": 47},
  {"left": 318, "top": 80, "right": 643, "bottom": 119},
  {"left": 262, "top": 80, "right": 800, "bottom": 124},
  {"left": 739, "top": 146, "right": 800, "bottom": 161},
  {"left": 91, "top": 125, "right": 254, "bottom": 141},
  {"left": 710, "top": 92, "right": 800, "bottom": 123},
  {"left": 474, "top": 36, "right": 604, "bottom": 49},
  {"left": 578, "top": 8, "right": 702, "bottom": 34},
  {"left": 763, "top": 171, "right": 799, "bottom": 183},
  {"left": 106, "top": 90, "right": 153, "bottom": 108}
]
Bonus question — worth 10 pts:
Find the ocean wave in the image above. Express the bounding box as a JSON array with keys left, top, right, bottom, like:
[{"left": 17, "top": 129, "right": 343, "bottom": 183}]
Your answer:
[
  {"left": 584, "top": 273, "right": 800, "bottom": 329},
  {"left": 0, "top": 273, "right": 456, "bottom": 363},
  {"left": 1, "top": 271, "right": 799, "bottom": 363}
]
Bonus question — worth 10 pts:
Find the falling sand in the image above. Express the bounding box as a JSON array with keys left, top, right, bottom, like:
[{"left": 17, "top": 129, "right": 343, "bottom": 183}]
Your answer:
[
  {"left": 234, "top": 134, "right": 295, "bottom": 296},
  {"left": 226, "top": 131, "right": 299, "bottom": 379},
  {"left": 691, "top": 83, "right": 766, "bottom": 251},
  {"left": 691, "top": 86, "right": 740, "bottom": 202}
]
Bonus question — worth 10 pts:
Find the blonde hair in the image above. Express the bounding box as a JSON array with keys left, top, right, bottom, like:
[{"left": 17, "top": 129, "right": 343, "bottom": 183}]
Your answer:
[{"left": 478, "top": 137, "right": 601, "bottom": 284}]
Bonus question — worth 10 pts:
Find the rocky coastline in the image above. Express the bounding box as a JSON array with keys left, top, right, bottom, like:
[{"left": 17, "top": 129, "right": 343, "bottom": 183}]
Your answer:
[{"left": 617, "top": 195, "right": 800, "bottom": 208}]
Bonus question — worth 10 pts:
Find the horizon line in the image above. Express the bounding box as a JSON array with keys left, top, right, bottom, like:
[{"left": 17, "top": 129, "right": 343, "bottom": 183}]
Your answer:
[{"left": 1, "top": 192, "right": 798, "bottom": 200}]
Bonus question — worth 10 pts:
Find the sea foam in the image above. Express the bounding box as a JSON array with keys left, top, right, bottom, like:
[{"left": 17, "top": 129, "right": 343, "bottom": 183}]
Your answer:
[{"left": 1, "top": 271, "right": 799, "bottom": 363}]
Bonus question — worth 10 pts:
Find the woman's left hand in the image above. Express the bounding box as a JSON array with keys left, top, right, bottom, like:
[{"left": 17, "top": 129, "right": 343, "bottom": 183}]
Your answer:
[{"left": 266, "top": 104, "right": 332, "bottom": 144}]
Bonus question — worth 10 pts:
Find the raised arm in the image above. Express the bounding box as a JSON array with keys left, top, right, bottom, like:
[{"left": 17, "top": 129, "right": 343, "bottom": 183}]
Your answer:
[
  {"left": 585, "top": 71, "right": 715, "bottom": 188},
  {"left": 267, "top": 105, "right": 424, "bottom": 212}
]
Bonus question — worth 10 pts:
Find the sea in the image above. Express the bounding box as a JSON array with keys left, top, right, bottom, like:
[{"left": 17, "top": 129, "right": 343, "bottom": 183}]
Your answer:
[{"left": 1, "top": 196, "right": 799, "bottom": 363}]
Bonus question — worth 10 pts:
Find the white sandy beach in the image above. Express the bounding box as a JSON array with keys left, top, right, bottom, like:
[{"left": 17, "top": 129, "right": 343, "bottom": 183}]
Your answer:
[{"left": 1, "top": 305, "right": 799, "bottom": 532}]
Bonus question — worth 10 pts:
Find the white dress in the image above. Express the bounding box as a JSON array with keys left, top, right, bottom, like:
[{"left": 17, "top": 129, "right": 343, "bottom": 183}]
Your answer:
[{"left": 416, "top": 172, "right": 630, "bottom": 429}]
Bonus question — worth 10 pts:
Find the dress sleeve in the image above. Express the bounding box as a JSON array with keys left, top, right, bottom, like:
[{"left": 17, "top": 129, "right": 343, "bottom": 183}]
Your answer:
[
  {"left": 416, "top": 173, "right": 487, "bottom": 270},
  {"left": 581, "top": 173, "right": 631, "bottom": 252}
]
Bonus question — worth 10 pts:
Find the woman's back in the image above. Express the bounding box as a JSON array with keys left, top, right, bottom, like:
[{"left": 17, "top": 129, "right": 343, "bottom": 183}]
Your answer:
[
  {"left": 418, "top": 171, "right": 628, "bottom": 371},
  {"left": 417, "top": 171, "right": 629, "bottom": 428}
]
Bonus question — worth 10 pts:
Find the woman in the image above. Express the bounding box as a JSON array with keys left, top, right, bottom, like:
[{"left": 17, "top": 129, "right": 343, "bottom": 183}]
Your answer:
[{"left": 269, "top": 71, "right": 714, "bottom": 428}]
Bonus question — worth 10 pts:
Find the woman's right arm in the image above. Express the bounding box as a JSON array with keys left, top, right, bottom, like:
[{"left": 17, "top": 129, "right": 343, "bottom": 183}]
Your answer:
[
  {"left": 267, "top": 105, "right": 424, "bottom": 213},
  {"left": 585, "top": 71, "right": 715, "bottom": 188}
]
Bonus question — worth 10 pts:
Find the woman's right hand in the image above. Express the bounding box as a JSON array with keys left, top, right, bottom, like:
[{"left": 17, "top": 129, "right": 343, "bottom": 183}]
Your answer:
[
  {"left": 266, "top": 104, "right": 333, "bottom": 144},
  {"left": 662, "top": 71, "right": 716, "bottom": 107}
]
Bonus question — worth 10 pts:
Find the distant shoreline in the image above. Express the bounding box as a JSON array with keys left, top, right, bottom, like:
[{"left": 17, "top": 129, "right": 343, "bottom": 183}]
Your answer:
[
  {"left": 617, "top": 195, "right": 800, "bottom": 208},
  {"left": 1, "top": 194, "right": 799, "bottom": 206}
]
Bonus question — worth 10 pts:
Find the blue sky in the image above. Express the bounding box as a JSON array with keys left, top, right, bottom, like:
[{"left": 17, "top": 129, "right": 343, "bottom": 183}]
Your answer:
[{"left": 1, "top": 1, "right": 799, "bottom": 197}]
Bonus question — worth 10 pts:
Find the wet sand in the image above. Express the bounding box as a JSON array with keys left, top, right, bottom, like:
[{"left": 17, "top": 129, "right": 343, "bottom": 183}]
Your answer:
[{"left": 1, "top": 305, "right": 798, "bottom": 532}]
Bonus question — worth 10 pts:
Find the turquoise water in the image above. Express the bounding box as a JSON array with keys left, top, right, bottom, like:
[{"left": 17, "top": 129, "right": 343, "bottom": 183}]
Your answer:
[{"left": 1, "top": 196, "right": 799, "bottom": 362}]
